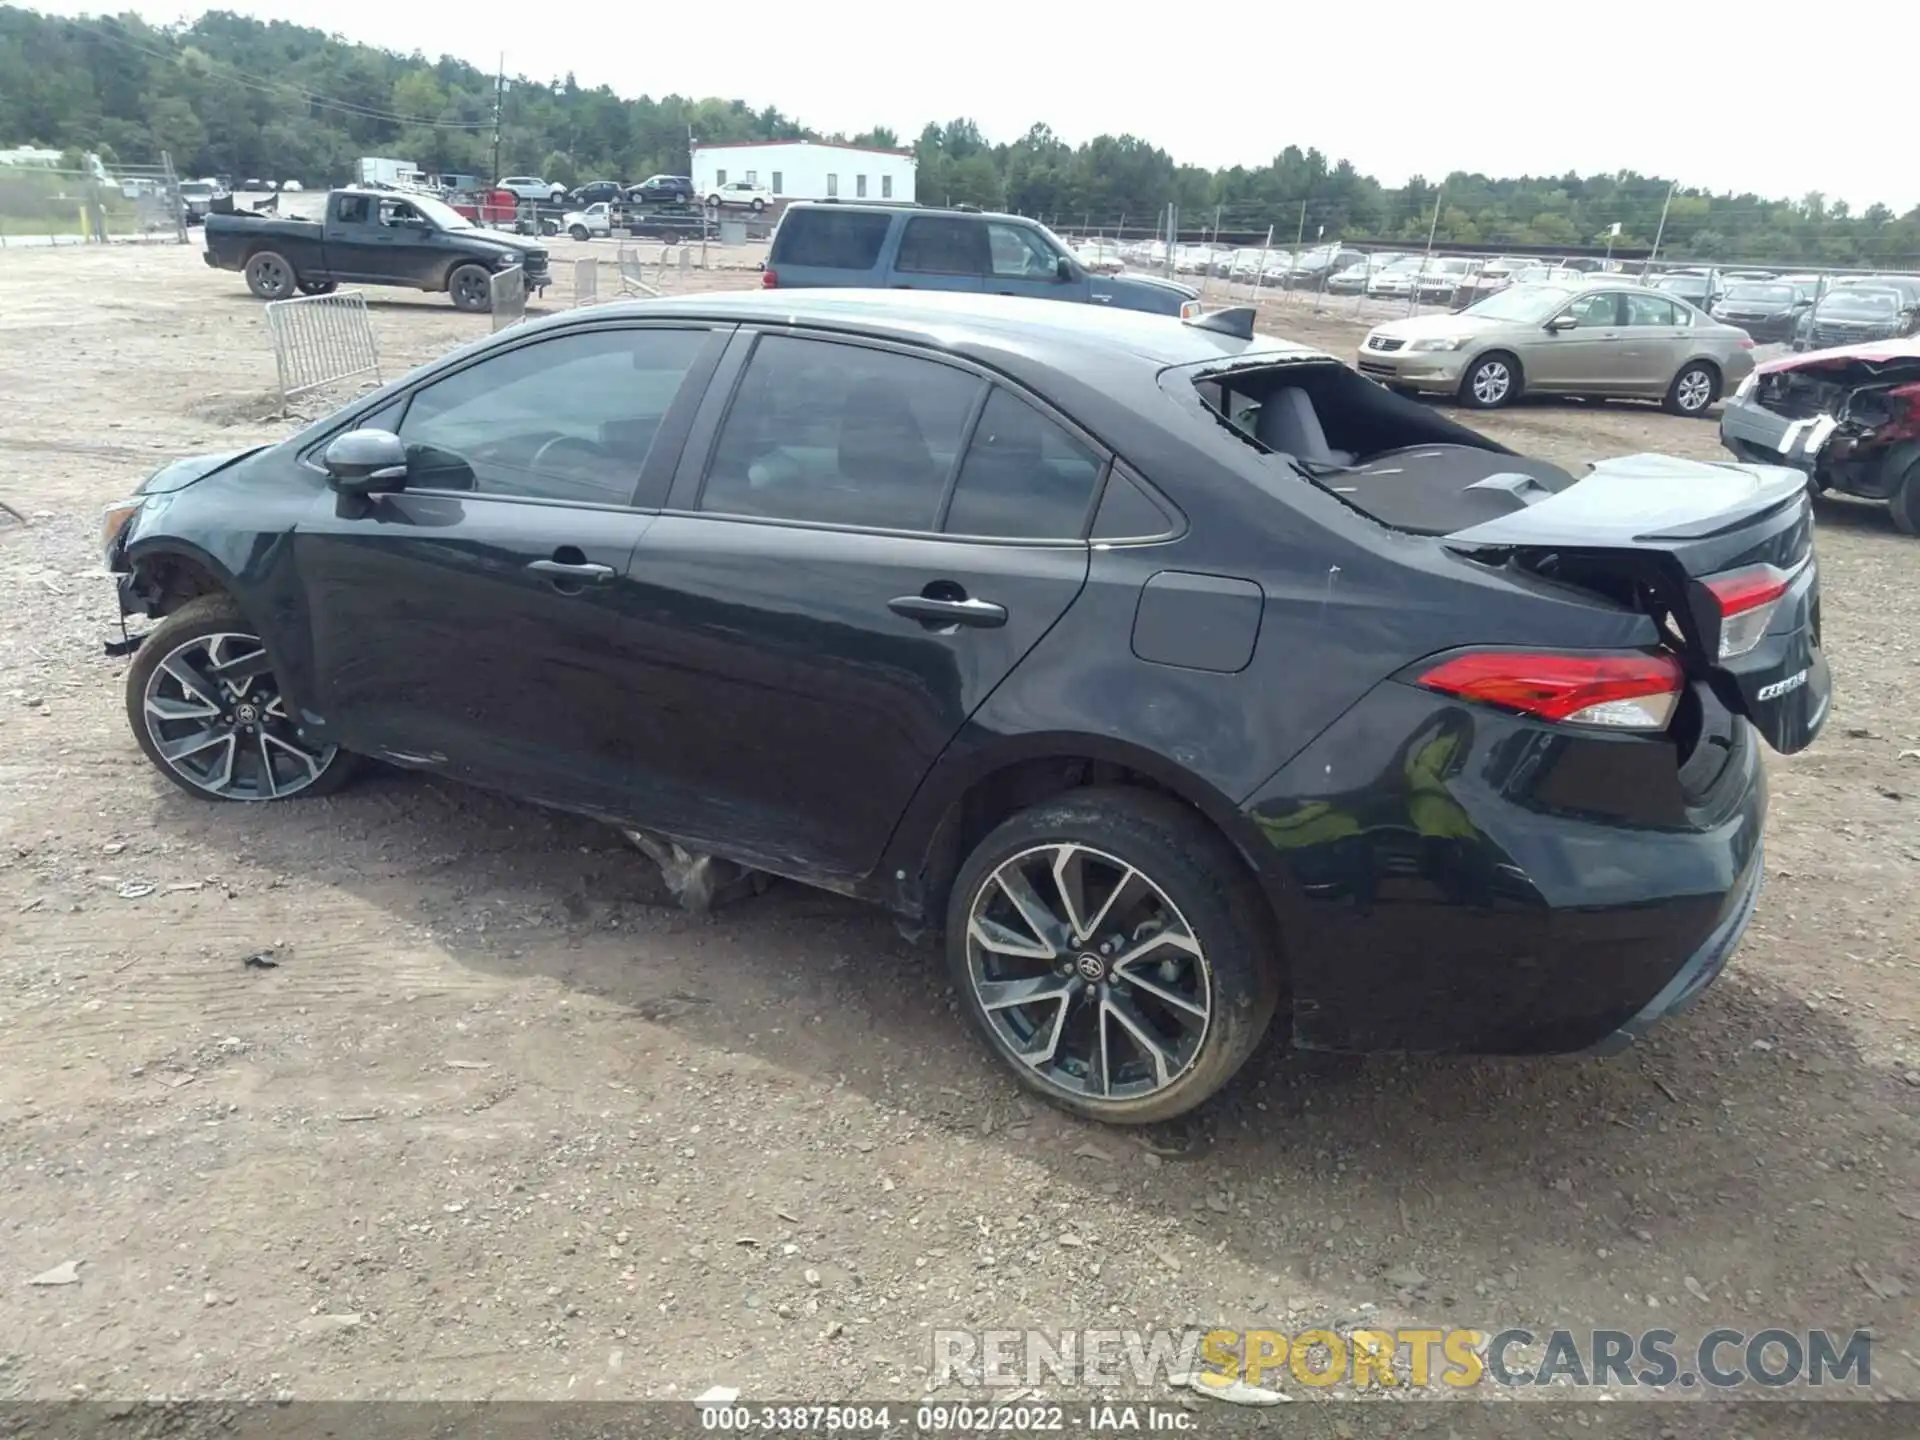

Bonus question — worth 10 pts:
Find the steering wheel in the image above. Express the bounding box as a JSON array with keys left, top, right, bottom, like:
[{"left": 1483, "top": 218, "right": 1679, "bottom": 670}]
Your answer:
[{"left": 529, "top": 434, "right": 615, "bottom": 487}]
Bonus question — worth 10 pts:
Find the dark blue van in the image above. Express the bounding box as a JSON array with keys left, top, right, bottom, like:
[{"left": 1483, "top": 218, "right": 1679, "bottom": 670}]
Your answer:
[{"left": 762, "top": 202, "right": 1201, "bottom": 318}]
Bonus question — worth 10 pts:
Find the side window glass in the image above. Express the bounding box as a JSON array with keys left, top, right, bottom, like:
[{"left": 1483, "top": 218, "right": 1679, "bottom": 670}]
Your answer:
[
  {"left": 897, "top": 217, "right": 984, "bottom": 275},
  {"left": 1091, "top": 463, "right": 1178, "bottom": 541},
  {"left": 944, "top": 389, "right": 1103, "bottom": 539},
  {"left": 1625, "top": 293, "right": 1679, "bottom": 326},
  {"left": 1565, "top": 292, "right": 1619, "bottom": 327},
  {"left": 701, "top": 336, "right": 983, "bottom": 531},
  {"left": 336, "top": 194, "right": 369, "bottom": 225},
  {"left": 395, "top": 329, "right": 707, "bottom": 504},
  {"left": 986, "top": 223, "right": 1059, "bottom": 280}
]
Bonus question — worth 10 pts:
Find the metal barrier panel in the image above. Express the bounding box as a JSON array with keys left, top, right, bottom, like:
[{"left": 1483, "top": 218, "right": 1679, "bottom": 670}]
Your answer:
[
  {"left": 616, "top": 244, "right": 660, "bottom": 297},
  {"left": 574, "top": 256, "right": 599, "bottom": 306},
  {"left": 490, "top": 266, "right": 528, "bottom": 331},
  {"left": 264, "top": 290, "right": 381, "bottom": 400}
]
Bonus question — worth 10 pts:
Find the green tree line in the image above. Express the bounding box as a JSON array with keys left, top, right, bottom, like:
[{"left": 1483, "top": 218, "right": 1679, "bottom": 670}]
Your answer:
[{"left": 4, "top": 5, "right": 1919, "bottom": 266}]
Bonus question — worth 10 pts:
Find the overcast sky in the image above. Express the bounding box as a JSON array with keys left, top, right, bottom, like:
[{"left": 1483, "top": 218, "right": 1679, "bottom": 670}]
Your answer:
[{"left": 40, "top": 0, "right": 1920, "bottom": 213}]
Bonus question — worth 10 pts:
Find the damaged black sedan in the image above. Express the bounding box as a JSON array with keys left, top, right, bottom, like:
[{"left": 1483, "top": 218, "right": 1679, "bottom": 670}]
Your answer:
[
  {"left": 1720, "top": 337, "right": 1920, "bottom": 534},
  {"left": 102, "top": 291, "right": 1828, "bottom": 1124}
]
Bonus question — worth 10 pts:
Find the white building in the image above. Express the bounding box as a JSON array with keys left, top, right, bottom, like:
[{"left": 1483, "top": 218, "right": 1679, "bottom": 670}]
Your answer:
[{"left": 691, "top": 140, "right": 916, "bottom": 205}]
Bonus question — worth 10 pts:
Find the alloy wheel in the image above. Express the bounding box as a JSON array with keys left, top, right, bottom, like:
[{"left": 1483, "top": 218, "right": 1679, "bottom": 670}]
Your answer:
[
  {"left": 964, "top": 842, "right": 1212, "bottom": 1102},
  {"left": 454, "top": 271, "right": 491, "bottom": 309},
  {"left": 141, "top": 631, "right": 338, "bottom": 800},
  {"left": 1471, "top": 360, "right": 1511, "bottom": 405},
  {"left": 253, "top": 257, "right": 289, "bottom": 297},
  {"left": 1676, "top": 368, "right": 1713, "bottom": 412}
]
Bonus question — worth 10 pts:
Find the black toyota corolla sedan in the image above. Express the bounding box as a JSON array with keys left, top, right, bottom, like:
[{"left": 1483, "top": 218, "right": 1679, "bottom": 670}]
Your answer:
[{"left": 102, "top": 290, "right": 1830, "bottom": 1124}]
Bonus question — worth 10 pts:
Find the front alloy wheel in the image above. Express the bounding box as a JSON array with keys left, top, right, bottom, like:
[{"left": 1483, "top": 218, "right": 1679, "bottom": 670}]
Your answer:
[
  {"left": 126, "top": 596, "right": 354, "bottom": 802},
  {"left": 946, "top": 789, "right": 1280, "bottom": 1124},
  {"left": 1461, "top": 354, "right": 1516, "bottom": 408}
]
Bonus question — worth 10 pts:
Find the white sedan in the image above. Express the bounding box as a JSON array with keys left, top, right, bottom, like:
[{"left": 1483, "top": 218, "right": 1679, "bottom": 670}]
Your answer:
[{"left": 705, "top": 181, "right": 772, "bottom": 213}]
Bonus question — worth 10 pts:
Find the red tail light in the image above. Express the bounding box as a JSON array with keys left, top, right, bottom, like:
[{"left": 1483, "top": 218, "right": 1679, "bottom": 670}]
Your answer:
[
  {"left": 1416, "top": 650, "right": 1685, "bottom": 731},
  {"left": 760, "top": 268, "right": 778, "bottom": 288},
  {"left": 1703, "top": 564, "right": 1792, "bottom": 659}
]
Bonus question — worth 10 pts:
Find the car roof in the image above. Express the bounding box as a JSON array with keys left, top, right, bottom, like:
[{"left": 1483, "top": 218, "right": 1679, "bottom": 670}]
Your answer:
[
  {"left": 784, "top": 200, "right": 1030, "bottom": 224},
  {"left": 523, "top": 288, "right": 1328, "bottom": 369}
]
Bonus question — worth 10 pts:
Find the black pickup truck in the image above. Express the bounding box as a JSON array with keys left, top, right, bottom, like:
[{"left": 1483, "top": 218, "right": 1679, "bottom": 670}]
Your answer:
[{"left": 203, "top": 188, "right": 551, "bottom": 312}]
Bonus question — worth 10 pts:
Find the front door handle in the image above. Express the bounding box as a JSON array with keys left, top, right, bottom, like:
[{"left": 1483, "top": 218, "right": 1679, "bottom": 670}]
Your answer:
[
  {"left": 527, "top": 558, "right": 615, "bottom": 584},
  {"left": 888, "top": 595, "right": 1007, "bottom": 629}
]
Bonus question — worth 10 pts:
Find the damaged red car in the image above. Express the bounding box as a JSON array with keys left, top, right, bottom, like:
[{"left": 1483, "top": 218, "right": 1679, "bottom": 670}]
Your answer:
[{"left": 1720, "top": 337, "right": 1920, "bottom": 535}]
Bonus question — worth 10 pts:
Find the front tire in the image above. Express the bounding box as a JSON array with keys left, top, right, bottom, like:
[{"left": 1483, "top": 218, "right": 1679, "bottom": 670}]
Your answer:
[
  {"left": 750, "top": 198, "right": 765, "bottom": 214},
  {"left": 448, "top": 263, "right": 493, "bottom": 313},
  {"left": 244, "top": 250, "right": 296, "bottom": 301},
  {"left": 1665, "top": 361, "right": 1720, "bottom": 417},
  {"left": 569, "top": 224, "right": 590, "bottom": 242},
  {"left": 295, "top": 279, "right": 336, "bottom": 296},
  {"left": 1458, "top": 351, "right": 1519, "bottom": 409},
  {"left": 944, "top": 788, "right": 1281, "bottom": 1125},
  {"left": 125, "top": 595, "right": 358, "bottom": 803},
  {"left": 1890, "top": 461, "right": 1920, "bottom": 537}
]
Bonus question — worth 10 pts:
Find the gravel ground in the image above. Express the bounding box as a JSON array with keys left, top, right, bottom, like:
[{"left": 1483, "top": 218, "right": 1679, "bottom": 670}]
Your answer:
[{"left": 0, "top": 244, "right": 1915, "bottom": 1418}]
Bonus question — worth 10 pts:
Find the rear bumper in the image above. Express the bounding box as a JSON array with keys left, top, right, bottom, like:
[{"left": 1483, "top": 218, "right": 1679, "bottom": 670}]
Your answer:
[
  {"left": 1585, "top": 839, "right": 1763, "bottom": 1054},
  {"left": 1237, "top": 680, "right": 1766, "bottom": 1054}
]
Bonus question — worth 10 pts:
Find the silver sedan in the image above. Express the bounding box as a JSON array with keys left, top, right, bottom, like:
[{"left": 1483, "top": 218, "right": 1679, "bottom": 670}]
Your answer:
[{"left": 1355, "top": 281, "right": 1758, "bottom": 415}]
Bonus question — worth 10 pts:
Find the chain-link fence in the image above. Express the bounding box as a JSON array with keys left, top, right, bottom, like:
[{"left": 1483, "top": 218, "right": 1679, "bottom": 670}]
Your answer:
[{"left": 0, "top": 155, "right": 185, "bottom": 247}]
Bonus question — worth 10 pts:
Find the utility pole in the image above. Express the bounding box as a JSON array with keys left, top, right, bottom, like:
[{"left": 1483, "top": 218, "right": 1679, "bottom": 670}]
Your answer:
[
  {"left": 1646, "top": 180, "right": 1677, "bottom": 277},
  {"left": 490, "top": 54, "right": 505, "bottom": 184}
]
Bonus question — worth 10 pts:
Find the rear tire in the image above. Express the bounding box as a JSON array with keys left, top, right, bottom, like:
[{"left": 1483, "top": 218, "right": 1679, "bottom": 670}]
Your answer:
[
  {"left": 295, "top": 280, "right": 336, "bottom": 296},
  {"left": 1458, "top": 351, "right": 1519, "bottom": 409},
  {"left": 706, "top": 194, "right": 722, "bottom": 209},
  {"left": 244, "top": 251, "right": 296, "bottom": 301},
  {"left": 944, "top": 787, "right": 1281, "bottom": 1125},
  {"left": 1890, "top": 463, "right": 1920, "bottom": 537},
  {"left": 750, "top": 198, "right": 765, "bottom": 214},
  {"left": 448, "top": 263, "right": 493, "bottom": 313},
  {"left": 126, "top": 595, "right": 359, "bottom": 803},
  {"left": 1665, "top": 361, "right": 1720, "bottom": 417}
]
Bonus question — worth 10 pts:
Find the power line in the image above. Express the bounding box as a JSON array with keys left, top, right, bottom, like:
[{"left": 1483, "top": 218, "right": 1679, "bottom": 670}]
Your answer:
[{"left": 77, "top": 18, "right": 494, "bottom": 130}]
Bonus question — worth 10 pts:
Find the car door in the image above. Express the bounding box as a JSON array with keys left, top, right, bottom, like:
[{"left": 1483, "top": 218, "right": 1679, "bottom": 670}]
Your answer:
[
  {"left": 888, "top": 215, "right": 988, "bottom": 293},
  {"left": 983, "top": 220, "right": 1088, "bottom": 303},
  {"left": 615, "top": 329, "right": 1100, "bottom": 882},
  {"left": 291, "top": 323, "right": 729, "bottom": 816},
  {"left": 1620, "top": 291, "right": 1693, "bottom": 395},
  {"left": 1529, "top": 290, "right": 1626, "bottom": 392}
]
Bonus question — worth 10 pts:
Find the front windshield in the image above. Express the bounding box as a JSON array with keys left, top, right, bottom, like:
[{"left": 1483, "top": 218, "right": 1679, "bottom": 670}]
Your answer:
[
  {"left": 1821, "top": 290, "right": 1898, "bottom": 316},
  {"left": 1726, "top": 284, "right": 1795, "bottom": 305},
  {"left": 1463, "top": 283, "right": 1576, "bottom": 323},
  {"left": 1655, "top": 276, "right": 1706, "bottom": 295},
  {"left": 404, "top": 193, "right": 474, "bottom": 230}
]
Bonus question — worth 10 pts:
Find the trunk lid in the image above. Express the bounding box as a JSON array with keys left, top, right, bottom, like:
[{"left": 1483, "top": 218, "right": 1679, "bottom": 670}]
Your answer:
[{"left": 1444, "top": 453, "right": 1829, "bottom": 754}]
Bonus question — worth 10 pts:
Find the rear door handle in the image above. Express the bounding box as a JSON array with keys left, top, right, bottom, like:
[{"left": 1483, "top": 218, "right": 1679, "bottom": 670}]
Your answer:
[
  {"left": 527, "top": 558, "right": 615, "bottom": 584},
  {"left": 888, "top": 595, "right": 1007, "bottom": 628}
]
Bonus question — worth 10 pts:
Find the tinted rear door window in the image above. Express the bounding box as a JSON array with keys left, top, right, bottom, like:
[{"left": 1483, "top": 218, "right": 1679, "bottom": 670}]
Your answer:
[
  {"left": 943, "top": 389, "right": 1103, "bottom": 539},
  {"left": 700, "top": 335, "right": 984, "bottom": 530},
  {"left": 897, "top": 217, "right": 986, "bottom": 276},
  {"left": 770, "top": 211, "right": 892, "bottom": 269}
]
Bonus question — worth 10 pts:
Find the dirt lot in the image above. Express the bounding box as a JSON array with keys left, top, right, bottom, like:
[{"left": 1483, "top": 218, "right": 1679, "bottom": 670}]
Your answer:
[{"left": 0, "top": 243, "right": 1915, "bottom": 1415}]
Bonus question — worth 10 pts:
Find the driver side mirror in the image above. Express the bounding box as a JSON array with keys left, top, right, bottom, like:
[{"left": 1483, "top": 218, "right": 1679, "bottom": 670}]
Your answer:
[
  {"left": 1547, "top": 313, "right": 1578, "bottom": 332},
  {"left": 322, "top": 429, "right": 409, "bottom": 494},
  {"left": 1055, "top": 254, "right": 1076, "bottom": 281}
]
